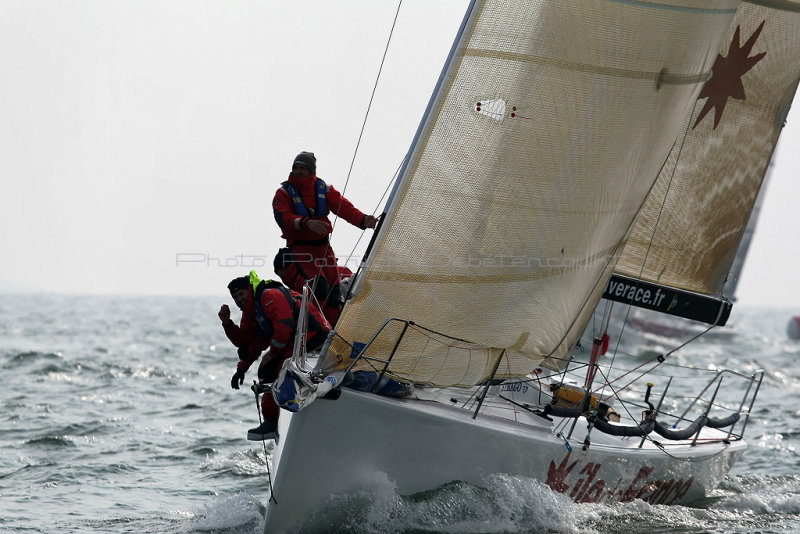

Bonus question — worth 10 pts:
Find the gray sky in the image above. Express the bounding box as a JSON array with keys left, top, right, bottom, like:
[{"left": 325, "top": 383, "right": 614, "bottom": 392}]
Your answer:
[{"left": 0, "top": 1, "right": 798, "bottom": 308}]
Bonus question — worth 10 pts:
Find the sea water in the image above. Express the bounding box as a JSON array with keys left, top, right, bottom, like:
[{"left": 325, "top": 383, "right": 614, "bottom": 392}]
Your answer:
[{"left": 1, "top": 293, "right": 798, "bottom": 534}]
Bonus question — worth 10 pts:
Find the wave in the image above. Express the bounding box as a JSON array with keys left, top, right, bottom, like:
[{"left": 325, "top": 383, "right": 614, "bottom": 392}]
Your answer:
[
  {"left": 287, "top": 473, "right": 588, "bottom": 534},
  {"left": 177, "top": 492, "right": 265, "bottom": 533}
]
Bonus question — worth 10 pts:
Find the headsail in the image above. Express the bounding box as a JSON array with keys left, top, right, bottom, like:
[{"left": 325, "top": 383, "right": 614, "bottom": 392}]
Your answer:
[
  {"left": 612, "top": 2, "right": 800, "bottom": 324},
  {"left": 325, "top": 0, "right": 740, "bottom": 386}
]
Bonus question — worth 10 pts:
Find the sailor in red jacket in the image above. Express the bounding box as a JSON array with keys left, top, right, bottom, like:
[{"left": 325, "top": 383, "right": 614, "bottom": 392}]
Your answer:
[
  {"left": 218, "top": 271, "right": 330, "bottom": 441},
  {"left": 273, "top": 247, "right": 354, "bottom": 325},
  {"left": 272, "top": 151, "right": 378, "bottom": 318}
]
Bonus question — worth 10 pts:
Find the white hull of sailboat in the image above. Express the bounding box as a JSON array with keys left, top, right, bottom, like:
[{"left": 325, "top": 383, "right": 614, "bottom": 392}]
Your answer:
[{"left": 263, "top": 387, "right": 745, "bottom": 533}]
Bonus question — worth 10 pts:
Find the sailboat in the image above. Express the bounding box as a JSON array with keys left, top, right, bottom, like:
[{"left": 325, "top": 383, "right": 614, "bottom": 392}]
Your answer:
[
  {"left": 260, "top": 1, "right": 800, "bottom": 532},
  {"left": 789, "top": 315, "right": 800, "bottom": 340}
]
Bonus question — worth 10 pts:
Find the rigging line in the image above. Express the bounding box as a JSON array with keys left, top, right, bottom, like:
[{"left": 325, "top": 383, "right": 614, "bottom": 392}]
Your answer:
[
  {"left": 627, "top": 99, "right": 697, "bottom": 294},
  {"left": 330, "top": 0, "right": 403, "bottom": 234},
  {"left": 251, "top": 383, "right": 277, "bottom": 503},
  {"left": 344, "top": 157, "right": 404, "bottom": 268},
  {"left": 603, "top": 100, "right": 700, "bottom": 369},
  {"left": 409, "top": 321, "right": 486, "bottom": 346},
  {"left": 627, "top": 279, "right": 729, "bottom": 363},
  {"left": 620, "top": 289, "right": 725, "bottom": 365},
  {"left": 589, "top": 366, "right": 709, "bottom": 461},
  {"left": 660, "top": 324, "right": 716, "bottom": 358},
  {"left": 538, "top": 219, "right": 635, "bottom": 374},
  {"left": 537, "top": 111, "right": 686, "bottom": 370},
  {"left": 308, "top": 1, "right": 403, "bottom": 300},
  {"left": 303, "top": 279, "right": 331, "bottom": 330},
  {"left": 601, "top": 353, "right": 664, "bottom": 388},
  {"left": 600, "top": 98, "right": 702, "bottom": 397},
  {"left": 610, "top": 362, "right": 664, "bottom": 398},
  {"left": 409, "top": 335, "right": 434, "bottom": 381},
  {"left": 599, "top": 350, "right": 671, "bottom": 396},
  {"left": 496, "top": 350, "right": 521, "bottom": 422},
  {"left": 591, "top": 366, "right": 648, "bottom": 430},
  {"left": 587, "top": 366, "right": 681, "bottom": 460}
]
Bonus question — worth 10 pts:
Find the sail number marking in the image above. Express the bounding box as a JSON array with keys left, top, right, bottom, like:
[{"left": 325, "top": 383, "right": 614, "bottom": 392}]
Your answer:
[{"left": 500, "top": 382, "right": 529, "bottom": 393}]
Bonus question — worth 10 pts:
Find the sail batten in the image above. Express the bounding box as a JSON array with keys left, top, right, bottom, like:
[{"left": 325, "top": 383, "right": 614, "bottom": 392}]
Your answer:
[
  {"left": 465, "top": 48, "right": 712, "bottom": 85},
  {"left": 325, "top": 0, "right": 743, "bottom": 386}
]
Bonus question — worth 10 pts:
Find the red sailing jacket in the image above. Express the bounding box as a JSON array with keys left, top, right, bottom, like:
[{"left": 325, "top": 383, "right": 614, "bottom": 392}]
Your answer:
[
  {"left": 221, "top": 294, "right": 268, "bottom": 371},
  {"left": 224, "top": 286, "right": 329, "bottom": 373},
  {"left": 272, "top": 173, "right": 368, "bottom": 245},
  {"left": 278, "top": 260, "right": 354, "bottom": 294}
]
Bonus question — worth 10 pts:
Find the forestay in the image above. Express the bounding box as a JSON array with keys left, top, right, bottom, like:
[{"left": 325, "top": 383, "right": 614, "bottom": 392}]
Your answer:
[{"left": 323, "top": 0, "right": 740, "bottom": 386}]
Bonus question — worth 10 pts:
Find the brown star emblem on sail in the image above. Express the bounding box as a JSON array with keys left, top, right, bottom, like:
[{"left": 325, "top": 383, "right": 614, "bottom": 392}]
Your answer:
[{"left": 693, "top": 20, "right": 766, "bottom": 130}]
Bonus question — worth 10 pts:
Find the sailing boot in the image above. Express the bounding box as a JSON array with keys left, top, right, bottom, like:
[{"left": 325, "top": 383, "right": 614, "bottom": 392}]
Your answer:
[{"left": 247, "top": 420, "right": 278, "bottom": 441}]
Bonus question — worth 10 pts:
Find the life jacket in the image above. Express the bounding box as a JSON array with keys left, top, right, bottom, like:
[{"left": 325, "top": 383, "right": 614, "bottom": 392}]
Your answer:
[
  {"left": 251, "top": 279, "right": 326, "bottom": 341},
  {"left": 252, "top": 280, "right": 293, "bottom": 340},
  {"left": 282, "top": 178, "right": 328, "bottom": 217}
]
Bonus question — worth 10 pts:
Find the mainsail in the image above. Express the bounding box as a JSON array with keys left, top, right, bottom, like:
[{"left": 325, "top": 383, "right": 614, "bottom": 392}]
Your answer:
[
  {"left": 325, "top": 0, "right": 742, "bottom": 386},
  {"left": 612, "top": 1, "right": 800, "bottom": 323},
  {"left": 727, "top": 157, "right": 773, "bottom": 299}
]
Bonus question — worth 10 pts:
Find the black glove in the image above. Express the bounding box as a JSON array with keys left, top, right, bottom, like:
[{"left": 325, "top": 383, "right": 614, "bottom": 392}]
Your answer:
[{"left": 230, "top": 369, "right": 246, "bottom": 390}]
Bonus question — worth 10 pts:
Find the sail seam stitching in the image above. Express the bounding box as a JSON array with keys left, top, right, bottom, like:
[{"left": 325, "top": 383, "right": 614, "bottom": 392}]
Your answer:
[{"left": 464, "top": 48, "right": 709, "bottom": 85}]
